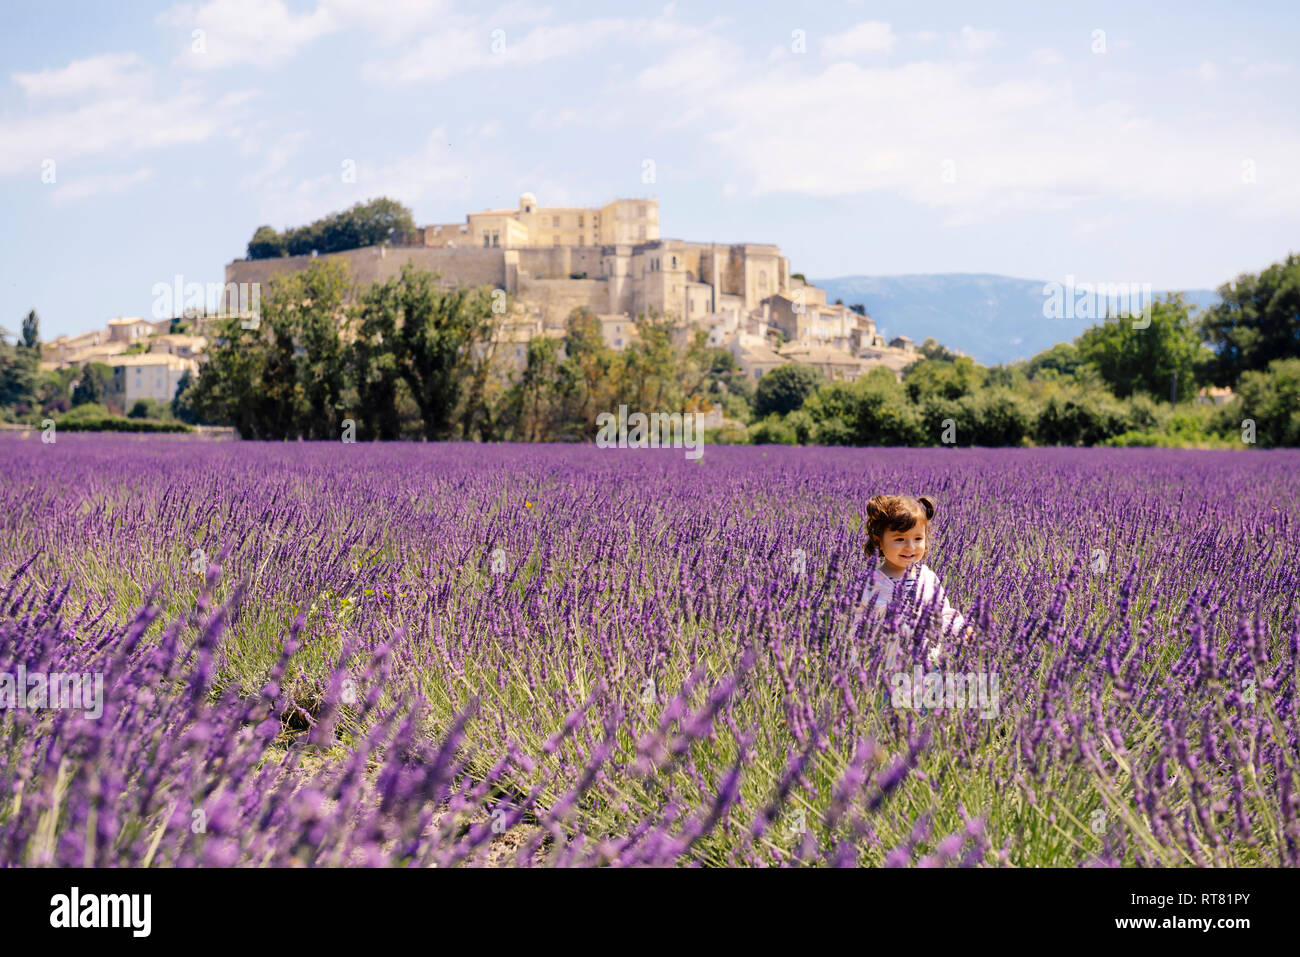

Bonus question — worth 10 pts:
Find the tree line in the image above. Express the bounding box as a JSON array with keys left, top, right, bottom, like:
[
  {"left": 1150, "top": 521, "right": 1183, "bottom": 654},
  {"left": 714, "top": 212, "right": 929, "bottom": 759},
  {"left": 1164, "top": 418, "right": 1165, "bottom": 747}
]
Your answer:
[
  {"left": 5, "top": 251, "right": 1298, "bottom": 447},
  {"left": 181, "top": 260, "right": 749, "bottom": 442},
  {"left": 245, "top": 198, "right": 418, "bottom": 260}
]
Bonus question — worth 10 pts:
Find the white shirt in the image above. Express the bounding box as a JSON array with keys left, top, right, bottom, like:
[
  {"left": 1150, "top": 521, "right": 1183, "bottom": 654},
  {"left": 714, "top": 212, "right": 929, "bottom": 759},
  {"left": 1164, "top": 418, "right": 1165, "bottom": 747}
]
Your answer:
[{"left": 853, "top": 563, "right": 967, "bottom": 664}]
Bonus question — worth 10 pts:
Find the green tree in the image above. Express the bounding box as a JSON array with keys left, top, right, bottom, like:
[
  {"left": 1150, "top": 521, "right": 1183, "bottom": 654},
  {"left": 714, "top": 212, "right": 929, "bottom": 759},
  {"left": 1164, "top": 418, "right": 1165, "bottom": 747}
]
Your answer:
[
  {"left": 171, "top": 369, "right": 201, "bottom": 425},
  {"left": 1228, "top": 358, "right": 1300, "bottom": 447},
  {"left": 356, "top": 265, "right": 495, "bottom": 441},
  {"left": 748, "top": 413, "right": 799, "bottom": 445},
  {"left": 902, "top": 355, "right": 984, "bottom": 403},
  {"left": 21, "top": 310, "right": 40, "bottom": 355},
  {"left": 556, "top": 308, "right": 617, "bottom": 436},
  {"left": 0, "top": 324, "right": 38, "bottom": 410},
  {"left": 1033, "top": 384, "right": 1128, "bottom": 445},
  {"left": 128, "top": 398, "right": 171, "bottom": 420},
  {"left": 961, "top": 388, "right": 1035, "bottom": 446},
  {"left": 501, "top": 334, "right": 564, "bottom": 441},
  {"left": 248, "top": 198, "right": 419, "bottom": 260},
  {"left": 754, "top": 363, "right": 824, "bottom": 417},
  {"left": 917, "top": 337, "right": 958, "bottom": 362},
  {"left": 71, "top": 363, "right": 113, "bottom": 407},
  {"left": 190, "top": 315, "right": 268, "bottom": 435},
  {"left": 617, "top": 318, "right": 682, "bottom": 413},
  {"left": 247, "top": 226, "right": 285, "bottom": 259},
  {"left": 1024, "top": 342, "right": 1084, "bottom": 381},
  {"left": 804, "top": 366, "right": 923, "bottom": 446},
  {"left": 1075, "top": 294, "right": 1209, "bottom": 401},
  {"left": 350, "top": 311, "right": 404, "bottom": 441},
  {"left": 1201, "top": 253, "right": 1300, "bottom": 386},
  {"left": 191, "top": 260, "right": 351, "bottom": 438}
]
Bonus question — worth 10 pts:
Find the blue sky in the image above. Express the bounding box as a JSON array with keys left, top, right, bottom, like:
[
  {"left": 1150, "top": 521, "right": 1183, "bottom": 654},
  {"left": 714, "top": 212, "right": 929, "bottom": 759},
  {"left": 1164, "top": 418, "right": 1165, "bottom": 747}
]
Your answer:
[{"left": 3, "top": 0, "right": 1298, "bottom": 340}]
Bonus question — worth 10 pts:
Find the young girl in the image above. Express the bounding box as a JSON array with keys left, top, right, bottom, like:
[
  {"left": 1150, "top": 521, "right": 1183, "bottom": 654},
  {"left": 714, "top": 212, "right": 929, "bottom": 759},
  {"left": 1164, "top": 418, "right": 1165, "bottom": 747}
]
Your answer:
[{"left": 852, "top": 494, "right": 968, "bottom": 664}]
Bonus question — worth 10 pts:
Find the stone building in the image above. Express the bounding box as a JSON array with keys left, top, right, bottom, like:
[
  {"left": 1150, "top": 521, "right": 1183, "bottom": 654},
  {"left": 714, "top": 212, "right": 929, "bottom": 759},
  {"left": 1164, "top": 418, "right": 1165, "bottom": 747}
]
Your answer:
[
  {"left": 107, "top": 354, "right": 196, "bottom": 406},
  {"left": 423, "top": 192, "right": 659, "bottom": 250},
  {"left": 215, "top": 190, "right": 931, "bottom": 389},
  {"left": 224, "top": 193, "right": 793, "bottom": 329}
]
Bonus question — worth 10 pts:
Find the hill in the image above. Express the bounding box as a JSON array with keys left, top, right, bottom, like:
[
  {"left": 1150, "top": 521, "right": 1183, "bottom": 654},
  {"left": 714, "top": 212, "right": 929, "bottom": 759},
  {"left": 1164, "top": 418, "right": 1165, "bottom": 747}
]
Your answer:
[{"left": 811, "top": 273, "right": 1220, "bottom": 365}]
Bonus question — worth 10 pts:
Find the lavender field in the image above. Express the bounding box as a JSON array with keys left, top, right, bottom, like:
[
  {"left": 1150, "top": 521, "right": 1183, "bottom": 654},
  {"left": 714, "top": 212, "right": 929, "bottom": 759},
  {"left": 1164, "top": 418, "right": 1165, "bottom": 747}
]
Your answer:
[{"left": 1, "top": 434, "right": 1297, "bottom": 867}]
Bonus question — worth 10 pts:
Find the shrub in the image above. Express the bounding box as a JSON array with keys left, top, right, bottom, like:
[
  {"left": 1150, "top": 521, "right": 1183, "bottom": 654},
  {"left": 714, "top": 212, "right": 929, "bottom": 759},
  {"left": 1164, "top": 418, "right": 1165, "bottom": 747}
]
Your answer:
[
  {"left": 1120, "top": 393, "right": 1167, "bottom": 433},
  {"left": 1227, "top": 358, "right": 1300, "bottom": 448},
  {"left": 811, "top": 416, "right": 854, "bottom": 446},
  {"left": 1034, "top": 386, "right": 1127, "bottom": 446},
  {"left": 786, "top": 409, "right": 814, "bottom": 445},
  {"left": 128, "top": 398, "right": 172, "bottom": 420},
  {"left": 963, "top": 388, "right": 1034, "bottom": 446},
  {"left": 704, "top": 425, "right": 749, "bottom": 445},
  {"left": 56, "top": 413, "right": 192, "bottom": 433},
  {"left": 748, "top": 414, "right": 798, "bottom": 445},
  {"left": 754, "top": 364, "right": 824, "bottom": 418}
]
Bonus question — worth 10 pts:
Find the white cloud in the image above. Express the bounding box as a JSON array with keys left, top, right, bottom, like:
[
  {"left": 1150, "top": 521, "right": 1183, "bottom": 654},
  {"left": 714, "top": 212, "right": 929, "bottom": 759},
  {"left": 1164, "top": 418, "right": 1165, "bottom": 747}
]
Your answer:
[
  {"left": 957, "top": 26, "right": 998, "bottom": 55},
  {"left": 365, "top": 17, "right": 633, "bottom": 85},
  {"left": 158, "top": 0, "right": 337, "bottom": 69},
  {"left": 52, "top": 167, "right": 153, "bottom": 204},
  {"left": 13, "top": 53, "right": 150, "bottom": 98},
  {"left": 1241, "top": 60, "right": 1292, "bottom": 78},
  {"left": 528, "top": 107, "right": 584, "bottom": 131},
  {"left": 246, "top": 127, "right": 475, "bottom": 226},
  {"left": 1030, "top": 48, "right": 1063, "bottom": 66},
  {"left": 157, "top": 0, "right": 567, "bottom": 72},
  {"left": 650, "top": 52, "right": 1300, "bottom": 224},
  {"left": 0, "top": 83, "right": 241, "bottom": 177},
  {"left": 1, "top": 49, "right": 253, "bottom": 179},
  {"left": 240, "top": 130, "right": 310, "bottom": 189},
  {"left": 822, "top": 21, "right": 896, "bottom": 58},
  {"left": 1195, "top": 60, "right": 1218, "bottom": 82},
  {"left": 216, "top": 89, "right": 260, "bottom": 109}
]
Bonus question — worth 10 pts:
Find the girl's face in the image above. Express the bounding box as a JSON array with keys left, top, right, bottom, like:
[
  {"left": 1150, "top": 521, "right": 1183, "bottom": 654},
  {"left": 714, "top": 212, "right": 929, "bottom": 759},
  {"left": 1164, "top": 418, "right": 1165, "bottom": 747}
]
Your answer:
[{"left": 877, "top": 521, "right": 927, "bottom": 574}]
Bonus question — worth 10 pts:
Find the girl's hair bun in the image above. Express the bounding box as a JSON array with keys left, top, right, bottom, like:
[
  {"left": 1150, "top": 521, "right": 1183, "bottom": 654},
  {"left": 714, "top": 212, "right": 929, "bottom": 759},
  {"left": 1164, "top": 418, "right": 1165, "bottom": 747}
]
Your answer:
[{"left": 917, "top": 496, "right": 936, "bottom": 521}]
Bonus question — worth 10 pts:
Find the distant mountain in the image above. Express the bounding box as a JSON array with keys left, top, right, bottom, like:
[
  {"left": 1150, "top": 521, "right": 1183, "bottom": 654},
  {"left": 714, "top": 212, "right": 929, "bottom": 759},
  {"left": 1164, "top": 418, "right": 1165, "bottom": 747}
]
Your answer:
[{"left": 810, "top": 273, "right": 1221, "bottom": 366}]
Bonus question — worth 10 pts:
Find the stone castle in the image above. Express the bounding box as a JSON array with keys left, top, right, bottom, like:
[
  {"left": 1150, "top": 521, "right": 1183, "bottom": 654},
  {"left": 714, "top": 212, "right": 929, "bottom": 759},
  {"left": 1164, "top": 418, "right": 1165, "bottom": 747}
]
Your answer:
[{"left": 220, "top": 192, "right": 919, "bottom": 382}]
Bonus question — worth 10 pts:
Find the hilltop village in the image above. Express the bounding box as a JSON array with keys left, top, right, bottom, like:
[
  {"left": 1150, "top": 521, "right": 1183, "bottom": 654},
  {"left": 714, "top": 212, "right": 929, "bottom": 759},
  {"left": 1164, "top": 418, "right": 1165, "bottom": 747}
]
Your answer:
[
  {"left": 223, "top": 192, "right": 924, "bottom": 383},
  {"left": 41, "top": 193, "right": 924, "bottom": 411}
]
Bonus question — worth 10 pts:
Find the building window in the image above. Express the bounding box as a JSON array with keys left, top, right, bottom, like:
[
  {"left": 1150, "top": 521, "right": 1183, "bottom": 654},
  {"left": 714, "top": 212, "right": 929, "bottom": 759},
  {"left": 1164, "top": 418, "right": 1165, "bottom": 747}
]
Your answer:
[
  {"left": 483, "top": 236, "right": 490, "bottom": 247},
  {"left": 671, "top": 256, "right": 677, "bottom": 269},
  {"left": 577, "top": 214, "right": 584, "bottom": 227},
  {"left": 492, "top": 232, "right": 499, "bottom": 247},
  {"left": 552, "top": 215, "right": 560, "bottom": 227}
]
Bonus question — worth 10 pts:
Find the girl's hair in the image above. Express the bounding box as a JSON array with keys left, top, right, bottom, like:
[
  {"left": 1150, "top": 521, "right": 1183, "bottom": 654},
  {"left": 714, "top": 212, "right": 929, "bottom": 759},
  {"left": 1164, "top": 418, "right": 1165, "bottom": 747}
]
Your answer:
[{"left": 864, "top": 494, "right": 936, "bottom": 559}]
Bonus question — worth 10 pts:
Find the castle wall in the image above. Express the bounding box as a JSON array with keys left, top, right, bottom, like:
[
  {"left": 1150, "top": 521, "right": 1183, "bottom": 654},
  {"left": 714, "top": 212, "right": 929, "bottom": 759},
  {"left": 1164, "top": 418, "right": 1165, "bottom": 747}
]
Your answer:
[
  {"left": 514, "top": 277, "right": 610, "bottom": 327},
  {"left": 223, "top": 234, "right": 798, "bottom": 328}
]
